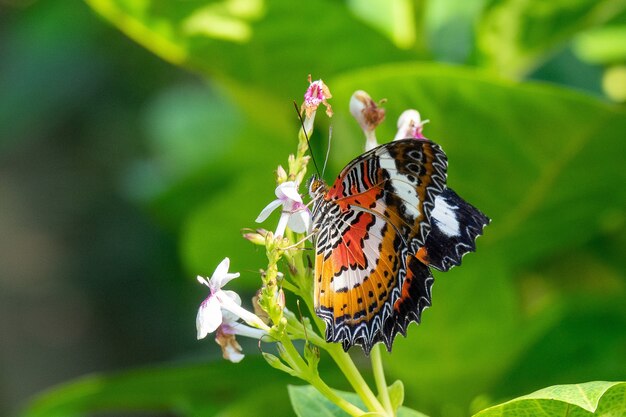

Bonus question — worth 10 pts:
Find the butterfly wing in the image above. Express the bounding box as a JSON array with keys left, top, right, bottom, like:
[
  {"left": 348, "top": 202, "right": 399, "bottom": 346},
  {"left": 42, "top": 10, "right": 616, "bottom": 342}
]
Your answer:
[
  {"left": 418, "top": 188, "right": 491, "bottom": 271},
  {"left": 312, "top": 139, "right": 447, "bottom": 353}
]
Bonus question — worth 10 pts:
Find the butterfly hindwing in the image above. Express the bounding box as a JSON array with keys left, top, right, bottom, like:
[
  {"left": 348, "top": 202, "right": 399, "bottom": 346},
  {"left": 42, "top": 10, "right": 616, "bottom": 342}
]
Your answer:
[
  {"left": 311, "top": 139, "right": 448, "bottom": 353},
  {"left": 418, "top": 188, "right": 490, "bottom": 271}
]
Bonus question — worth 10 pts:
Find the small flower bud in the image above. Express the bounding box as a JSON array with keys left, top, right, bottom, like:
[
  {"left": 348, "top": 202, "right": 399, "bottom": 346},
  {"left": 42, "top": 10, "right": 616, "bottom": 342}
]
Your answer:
[
  {"left": 276, "top": 288, "right": 286, "bottom": 310},
  {"left": 394, "top": 109, "right": 429, "bottom": 141},
  {"left": 350, "top": 90, "right": 385, "bottom": 151},
  {"left": 242, "top": 228, "right": 268, "bottom": 246},
  {"left": 276, "top": 165, "right": 288, "bottom": 183},
  {"left": 304, "top": 342, "right": 320, "bottom": 370},
  {"left": 252, "top": 289, "right": 271, "bottom": 325},
  {"left": 262, "top": 352, "right": 297, "bottom": 376}
]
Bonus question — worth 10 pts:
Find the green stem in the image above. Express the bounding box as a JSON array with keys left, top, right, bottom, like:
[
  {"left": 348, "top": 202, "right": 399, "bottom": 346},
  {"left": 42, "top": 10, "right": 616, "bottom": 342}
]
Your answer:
[
  {"left": 309, "top": 375, "right": 366, "bottom": 417},
  {"left": 327, "top": 344, "right": 387, "bottom": 415},
  {"left": 279, "top": 337, "right": 365, "bottom": 416},
  {"left": 371, "top": 344, "right": 394, "bottom": 416},
  {"left": 296, "top": 286, "right": 386, "bottom": 414}
]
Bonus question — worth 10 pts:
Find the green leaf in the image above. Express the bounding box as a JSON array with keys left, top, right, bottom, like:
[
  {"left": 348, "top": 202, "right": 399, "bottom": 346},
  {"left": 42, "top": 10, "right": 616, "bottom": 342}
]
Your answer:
[
  {"left": 574, "top": 25, "right": 626, "bottom": 64},
  {"left": 474, "top": 0, "right": 626, "bottom": 77},
  {"left": 473, "top": 381, "right": 626, "bottom": 416},
  {"left": 20, "top": 358, "right": 293, "bottom": 417},
  {"left": 388, "top": 380, "right": 405, "bottom": 412},
  {"left": 288, "top": 385, "right": 428, "bottom": 417},
  {"left": 327, "top": 62, "right": 626, "bottom": 411},
  {"left": 84, "top": 0, "right": 414, "bottom": 94}
]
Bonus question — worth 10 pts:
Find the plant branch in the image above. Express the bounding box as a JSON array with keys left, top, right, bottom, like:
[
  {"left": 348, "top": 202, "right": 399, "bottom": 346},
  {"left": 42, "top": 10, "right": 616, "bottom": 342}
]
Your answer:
[{"left": 372, "top": 344, "right": 394, "bottom": 416}]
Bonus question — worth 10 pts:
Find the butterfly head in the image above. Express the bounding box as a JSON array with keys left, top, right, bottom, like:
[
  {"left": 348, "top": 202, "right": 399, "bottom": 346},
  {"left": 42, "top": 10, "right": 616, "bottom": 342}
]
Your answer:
[{"left": 307, "top": 175, "right": 328, "bottom": 201}]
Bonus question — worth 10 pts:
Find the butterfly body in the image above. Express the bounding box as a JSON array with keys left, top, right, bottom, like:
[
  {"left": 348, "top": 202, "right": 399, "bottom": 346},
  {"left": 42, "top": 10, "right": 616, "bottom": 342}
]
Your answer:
[{"left": 309, "top": 139, "right": 489, "bottom": 354}]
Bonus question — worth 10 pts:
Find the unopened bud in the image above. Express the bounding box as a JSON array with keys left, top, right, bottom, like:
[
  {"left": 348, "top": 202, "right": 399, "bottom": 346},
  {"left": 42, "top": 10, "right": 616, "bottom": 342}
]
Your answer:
[
  {"left": 276, "top": 165, "right": 288, "bottom": 183},
  {"left": 242, "top": 228, "right": 269, "bottom": 246},
  {"left": 276, "top": 288, "right": 286, "bottom": 310},
  {"left": 394, "top": 109, "right": 429, "bottom": 141},
  {"left": 350, "top": 90, "right": 385, "bottom": 151},
  {"left": 262, "top": 352, "right": 297, "bottom": 376}
]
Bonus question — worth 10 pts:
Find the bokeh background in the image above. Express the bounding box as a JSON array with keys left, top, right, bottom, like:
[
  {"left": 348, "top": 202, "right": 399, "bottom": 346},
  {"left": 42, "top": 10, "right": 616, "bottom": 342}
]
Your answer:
[{"left": 1, "top": 1, "right": 625, "bottom": 416}]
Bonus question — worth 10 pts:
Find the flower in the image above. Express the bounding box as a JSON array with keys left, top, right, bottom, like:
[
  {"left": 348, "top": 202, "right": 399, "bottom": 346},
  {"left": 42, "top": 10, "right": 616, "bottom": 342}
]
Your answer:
[
  {"left": 349, "top": 90, "right": 385, "bottom": 151},
  {"left": 196, "top": 258, "right": 269, "bottom": 363},
  {"left": 196, "top": 257, "right": 268, "bottom": 339},
  {"left": 215, "top": 309, "right": 266, "bottom": 363},
  {"left": 302, "top": 75, "right": 333, "bottom": 119},
  {"left": 393, "top": 109, "right": 429, "bottom": 141},
  {"left": 255, "top": 181, "right": 311, "bottom": 236}
]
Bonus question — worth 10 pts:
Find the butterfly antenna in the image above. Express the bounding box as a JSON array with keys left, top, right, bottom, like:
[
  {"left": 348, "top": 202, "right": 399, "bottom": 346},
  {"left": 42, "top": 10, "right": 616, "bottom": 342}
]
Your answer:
[
  {"left": 322, "top": 125, "right": 332, "bottom": 177},
  {"left": 293, "top": 101, "right": 321, "bottom": 177}
]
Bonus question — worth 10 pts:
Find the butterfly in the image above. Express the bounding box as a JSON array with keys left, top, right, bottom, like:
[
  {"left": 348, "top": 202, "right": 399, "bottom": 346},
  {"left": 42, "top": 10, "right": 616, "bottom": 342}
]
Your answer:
[{"left": 308, "top": 138, "right": 490, "bottom": 354}]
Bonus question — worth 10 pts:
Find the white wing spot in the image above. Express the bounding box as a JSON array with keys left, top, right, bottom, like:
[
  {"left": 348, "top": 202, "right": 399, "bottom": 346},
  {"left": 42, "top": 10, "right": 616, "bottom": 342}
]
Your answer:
[
  {"left": 431, "top": 194, "right": 460, "bottom": 237},
  {"left": 378, "top": 150, "right": 421, "bottom": 220}
]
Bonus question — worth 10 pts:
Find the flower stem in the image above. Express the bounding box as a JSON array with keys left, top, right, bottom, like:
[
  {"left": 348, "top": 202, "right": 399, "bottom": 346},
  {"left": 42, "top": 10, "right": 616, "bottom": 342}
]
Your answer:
[
  {"left": 295, "top": 288, "right": 387, "bottom": 414},
  {"left": 279, "top": 337, "right": 365, "bottom": 416},
  {"left": 309, "top": 374, "right": 366, "bottom": 417},
  {"left": 371, "top": 343, "right": 394, "bottom": 416},
  {"left": 326, "top": 344, "right": 387, "bottom": 415}
]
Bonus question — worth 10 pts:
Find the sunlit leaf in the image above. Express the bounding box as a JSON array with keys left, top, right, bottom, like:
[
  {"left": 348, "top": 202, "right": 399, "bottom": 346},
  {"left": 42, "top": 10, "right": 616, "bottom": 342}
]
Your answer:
[
  {"left": 473, "top": 381, "right": 626, "bottom": 416},
  {"left": 85, "top": 0, "right": 415, "bottom": 95},
  {"left": 574, "top": 25, "right": 626, "bottom": 64},
  {"left": 474, "top": 0, "right": 626, "bottom": 77}
]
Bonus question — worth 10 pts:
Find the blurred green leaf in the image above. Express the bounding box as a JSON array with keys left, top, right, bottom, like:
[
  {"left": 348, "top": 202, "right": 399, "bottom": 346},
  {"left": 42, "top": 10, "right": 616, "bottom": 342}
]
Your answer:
[
  {"left": 20, "top": 358, "right": 292, "bottom": 417},
  {"left": 473, "top": 381, "right": 626, "bottom": 416},
  {"left": 574, "top": 25, "right": 626, "bottom": 64},
  {"left": 424, "top": 0, "right": 485, "bottom": 63},
  {"left": 347, "top": 0, "right": 418, "bottom": 50},
  {"left": 602, "top": 65, "right": 626, "bottom": 102},
  {"left": 84, "top": 0, "right": 415, "bottom": 94},
  {"left": 288, "top": 385, "right": 429, "bottom": 417},
  {"left": 474, "top": 0, "right": 626, "bottom": 77}
]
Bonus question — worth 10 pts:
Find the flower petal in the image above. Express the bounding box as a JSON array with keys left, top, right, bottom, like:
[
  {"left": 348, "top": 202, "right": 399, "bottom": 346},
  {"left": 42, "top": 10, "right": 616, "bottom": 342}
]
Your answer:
[
  {"left": 222, "top": 290, "right": 242, "bottom": 307},
  {"left": 287, "top": 210, "right": 311, "bottom": 234},
  {"left": 211, "top": 257, "right": 232, "bottom": 287},
  {"left": 216, "top": 331, "right": 245, "bottom": 363},
  {"left": 196, "top": 296, "right": 222, "bottom": 339},
  {"left": 274, "top": 212, "right": 290, "bottom": 237},
  {"left": 229, "top": 322, "right": 267, "bottom": 339},
  {"left": 197, "top": 275, "right": 210, "bottom": 287},
  {"left": 277, "top": 181, "right": 303, "bottom": 203},
  {"left": 218, "top": 293, "right": 268, "bottom": 329},
  {"left": 256, "top": 199, "right": 282, "bottom": 223},
  {"left": 219, "top": 272, "right": 240, "bottom": 288}
]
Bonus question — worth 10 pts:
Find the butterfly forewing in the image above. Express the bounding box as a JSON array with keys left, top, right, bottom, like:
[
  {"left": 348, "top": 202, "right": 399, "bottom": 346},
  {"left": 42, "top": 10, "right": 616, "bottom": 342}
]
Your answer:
[{"left": 311, "top": 139, "right": 448, "bottom": 353}]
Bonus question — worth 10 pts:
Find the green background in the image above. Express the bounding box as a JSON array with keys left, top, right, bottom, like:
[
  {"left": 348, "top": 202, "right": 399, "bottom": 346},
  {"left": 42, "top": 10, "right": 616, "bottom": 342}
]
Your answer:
[{"left": 1, "top": 1, "right": 625, "bottom": 416}]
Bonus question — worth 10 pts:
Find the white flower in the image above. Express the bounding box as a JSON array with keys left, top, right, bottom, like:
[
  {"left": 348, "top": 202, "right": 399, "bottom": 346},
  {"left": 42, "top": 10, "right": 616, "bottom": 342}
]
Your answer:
[
  {"left": 255, "top": 181, "right": 311, "bottom": 236},
  {"left": 350, "top": 90, "right": 385, "bottom": 151},
  {"left": 215, "top": 309, "right": 267, "bottom": 363},
  {"left": 196, "top": 257, "right": 268, "bottom": 340},
  {"left": 394, "top": 109, "right": 429, "bottom": 141}
]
